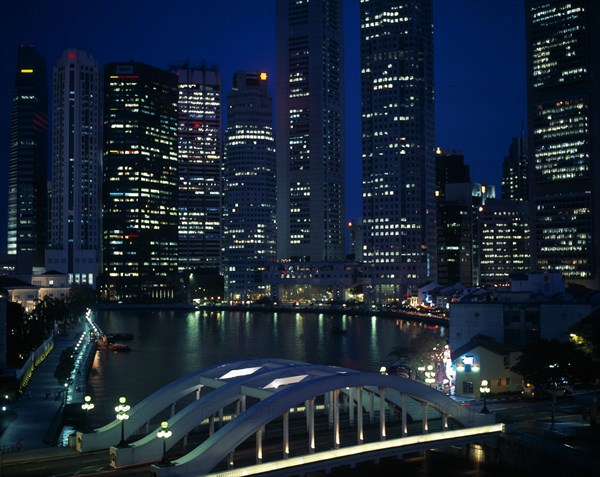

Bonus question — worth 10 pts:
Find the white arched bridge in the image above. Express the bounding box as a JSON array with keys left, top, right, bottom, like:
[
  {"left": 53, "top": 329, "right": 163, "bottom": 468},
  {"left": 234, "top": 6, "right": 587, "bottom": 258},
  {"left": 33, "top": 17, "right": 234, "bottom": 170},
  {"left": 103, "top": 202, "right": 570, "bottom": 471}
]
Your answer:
[{"left": 75, "top": 358, "right": 503, "bottom": 476}]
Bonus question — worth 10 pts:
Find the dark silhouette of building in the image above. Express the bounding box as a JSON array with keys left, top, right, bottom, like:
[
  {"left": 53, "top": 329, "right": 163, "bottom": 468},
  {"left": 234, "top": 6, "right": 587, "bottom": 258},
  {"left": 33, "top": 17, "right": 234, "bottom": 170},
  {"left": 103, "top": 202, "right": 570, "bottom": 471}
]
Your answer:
[
  {"left": 102, "top": 62, "right": 179, "bottom": 302},
  {"left": 501, "top": 133, "right": 528, "bottom": 202},
  {"left": 526, "top": 0, "right": 600, "bottom": 289},
  {"left": 7, "top": 46, "right": 48, "bottom": 275}
]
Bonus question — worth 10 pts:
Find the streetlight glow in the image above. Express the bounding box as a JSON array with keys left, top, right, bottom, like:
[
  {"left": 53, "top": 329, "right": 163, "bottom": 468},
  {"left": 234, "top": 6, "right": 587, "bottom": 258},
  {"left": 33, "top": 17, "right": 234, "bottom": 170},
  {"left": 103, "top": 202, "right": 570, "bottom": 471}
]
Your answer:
[
  {"left": 157, "top": 421, "right": 173, "bottom": 466},
  {"left": 479, "top": 379, "right": 491, "bottom": 414},
  {"left": 115, "top": 396, "right": 131, "bottom": 447}
]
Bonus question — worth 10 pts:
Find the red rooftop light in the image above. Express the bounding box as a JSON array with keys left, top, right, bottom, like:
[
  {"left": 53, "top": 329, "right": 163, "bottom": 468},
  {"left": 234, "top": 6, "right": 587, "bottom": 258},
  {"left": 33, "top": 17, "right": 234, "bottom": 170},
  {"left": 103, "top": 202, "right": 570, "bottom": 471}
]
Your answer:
[{"left": 69, "top": 52, "right": 75, "bottom": 59}]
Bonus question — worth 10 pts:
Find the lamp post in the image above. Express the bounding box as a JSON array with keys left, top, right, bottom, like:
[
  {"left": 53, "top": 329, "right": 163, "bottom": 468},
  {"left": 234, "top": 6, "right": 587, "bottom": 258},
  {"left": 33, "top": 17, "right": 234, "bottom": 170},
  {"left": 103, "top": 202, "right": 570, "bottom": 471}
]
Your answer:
[
  {"left": 81, "top": 395, "right": 95, "bottom": 432},
  {"left": 115, "top": 396, "right": 130, "bottom": 447},
  {"left": 479, "top": 379, "right": 491, "bottom": 414},
  {"left": 157, "top": 421, "right": 172, "bottom": 466}
]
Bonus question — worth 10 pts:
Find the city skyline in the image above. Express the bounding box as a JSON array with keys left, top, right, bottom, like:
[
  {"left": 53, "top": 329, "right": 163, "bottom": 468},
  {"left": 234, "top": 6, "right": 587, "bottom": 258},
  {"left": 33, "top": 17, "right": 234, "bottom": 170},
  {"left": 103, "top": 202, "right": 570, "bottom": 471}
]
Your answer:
[{"left": 0, "top": 0, "right": 526, "bottom": 254}]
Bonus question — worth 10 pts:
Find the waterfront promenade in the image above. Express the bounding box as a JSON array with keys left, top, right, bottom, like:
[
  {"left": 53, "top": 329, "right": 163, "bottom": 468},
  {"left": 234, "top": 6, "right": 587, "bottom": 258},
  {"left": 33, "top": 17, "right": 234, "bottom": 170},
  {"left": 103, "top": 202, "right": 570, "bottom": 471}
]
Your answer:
[{"left": 0, "top": 320, "right": 90, "bottom": 453}]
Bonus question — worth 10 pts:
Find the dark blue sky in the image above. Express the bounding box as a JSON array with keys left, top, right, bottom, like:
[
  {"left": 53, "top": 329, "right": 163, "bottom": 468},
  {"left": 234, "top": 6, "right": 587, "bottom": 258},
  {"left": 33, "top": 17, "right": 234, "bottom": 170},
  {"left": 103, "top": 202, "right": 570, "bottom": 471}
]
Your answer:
[{"left": 0, "top": 0, "right": 525, "bottom": 253}]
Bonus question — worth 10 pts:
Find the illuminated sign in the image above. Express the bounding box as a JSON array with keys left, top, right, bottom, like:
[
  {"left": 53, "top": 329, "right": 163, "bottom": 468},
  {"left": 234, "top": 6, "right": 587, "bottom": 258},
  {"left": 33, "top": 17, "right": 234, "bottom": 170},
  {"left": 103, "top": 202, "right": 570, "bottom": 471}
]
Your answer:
[{"left": 20, "top": 69, "right": 34, "bottom": 73}]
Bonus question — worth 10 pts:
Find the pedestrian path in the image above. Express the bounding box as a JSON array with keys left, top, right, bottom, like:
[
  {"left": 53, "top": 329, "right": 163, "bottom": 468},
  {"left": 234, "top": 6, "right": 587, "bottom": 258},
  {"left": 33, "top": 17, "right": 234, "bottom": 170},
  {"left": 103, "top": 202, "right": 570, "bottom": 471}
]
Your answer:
[{"left": 0, "top": 320, "right": 93, "bottom": 452}]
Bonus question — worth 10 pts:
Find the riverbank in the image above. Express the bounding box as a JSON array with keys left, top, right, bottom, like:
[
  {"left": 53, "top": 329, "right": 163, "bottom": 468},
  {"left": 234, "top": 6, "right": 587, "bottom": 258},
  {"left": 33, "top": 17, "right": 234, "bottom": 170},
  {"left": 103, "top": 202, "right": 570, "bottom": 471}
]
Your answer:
[{"left": 97, "top": 302, "right": 448, "bottom": 326}]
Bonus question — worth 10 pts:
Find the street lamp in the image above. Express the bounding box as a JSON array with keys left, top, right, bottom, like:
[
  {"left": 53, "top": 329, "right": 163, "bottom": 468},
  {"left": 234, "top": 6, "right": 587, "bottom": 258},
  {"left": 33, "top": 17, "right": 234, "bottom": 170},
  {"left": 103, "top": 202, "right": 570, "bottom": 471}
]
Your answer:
[
  {"left": 81, "top": 395, "right": 95, "bottom": 432},
  {"left": 157, "top": 421, "right": 173, "bottom": 466},
  {"left": 479, "top": 379, "right": 491, "bottom": 414},
  {"left": 115, "top": 396, "right": 131, "bottom": 447},
  {"left": 81, "top": 396, "right": 94, "bottom": 432},
  {"left": 425, "top": 364, "right": 436, "bottom": 387}
]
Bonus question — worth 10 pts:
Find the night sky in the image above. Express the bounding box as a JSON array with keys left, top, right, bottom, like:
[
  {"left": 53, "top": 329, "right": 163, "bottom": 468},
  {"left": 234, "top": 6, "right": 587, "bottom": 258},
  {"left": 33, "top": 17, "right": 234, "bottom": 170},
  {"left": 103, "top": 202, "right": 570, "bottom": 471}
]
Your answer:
[{"left": 0, "top": 0, "right": 525, "bottom": 253}]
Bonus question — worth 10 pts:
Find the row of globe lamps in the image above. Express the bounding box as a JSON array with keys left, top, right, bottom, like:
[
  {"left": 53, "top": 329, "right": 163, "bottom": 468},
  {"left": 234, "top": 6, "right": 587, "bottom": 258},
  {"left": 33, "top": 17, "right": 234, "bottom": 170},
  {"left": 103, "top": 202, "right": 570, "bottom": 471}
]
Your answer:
[{"left": 82, "top": 395, "right": 172, "bottom": 465}]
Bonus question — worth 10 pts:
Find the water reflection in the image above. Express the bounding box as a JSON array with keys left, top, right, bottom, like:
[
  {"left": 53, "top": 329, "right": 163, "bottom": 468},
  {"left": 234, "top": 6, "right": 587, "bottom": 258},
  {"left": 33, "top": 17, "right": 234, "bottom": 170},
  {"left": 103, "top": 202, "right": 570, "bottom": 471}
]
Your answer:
[{"left": 87, "top": 309, "right": 443, "bottom": 427}]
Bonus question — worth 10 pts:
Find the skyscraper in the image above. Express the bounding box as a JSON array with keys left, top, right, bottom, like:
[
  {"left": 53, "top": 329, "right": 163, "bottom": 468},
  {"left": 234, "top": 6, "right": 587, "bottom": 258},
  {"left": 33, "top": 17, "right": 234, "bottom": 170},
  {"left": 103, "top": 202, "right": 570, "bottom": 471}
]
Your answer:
[
  {"left": 361, "top": 0, "right": 436, "bottom": 302},
  {"left": 46, "top": 49, "right": 100, "bottom": 286},
  {"left": 223, "top": 71, "right": 276, "bottom": 303},
  {"left": 171, "top": 66, "right": 222, "bottom": 271},
  {"left": 275, "top": 0, "right": 345, "bottom": 262},
  {"left": 526, "top": 0, "right": 600, "bottom": 289},
  {"left": 102, "top": 62, "right": 179, "bottom": 302},
  {"left": 501, "top": 133, "right": 528, "bottom": 202},
  {"left": 7, "top": 46, "right": 48, "bottom": 275}
]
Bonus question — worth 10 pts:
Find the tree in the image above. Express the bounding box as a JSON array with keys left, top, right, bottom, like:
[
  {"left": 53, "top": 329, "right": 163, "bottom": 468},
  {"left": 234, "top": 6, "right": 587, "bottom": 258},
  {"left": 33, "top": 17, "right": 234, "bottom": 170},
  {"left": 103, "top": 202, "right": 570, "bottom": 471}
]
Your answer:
[
  {"left": 67, "top": 284, "right": 96, "bottom": 319},
  {"left": 570, "top": 311, "right": 600, "bottom": 373},
  {"left": 512, "top": 339, "right": 590, "bottom": 386},
  {"left": 390, "top": 333, "right": 448, "bottom": 378}
]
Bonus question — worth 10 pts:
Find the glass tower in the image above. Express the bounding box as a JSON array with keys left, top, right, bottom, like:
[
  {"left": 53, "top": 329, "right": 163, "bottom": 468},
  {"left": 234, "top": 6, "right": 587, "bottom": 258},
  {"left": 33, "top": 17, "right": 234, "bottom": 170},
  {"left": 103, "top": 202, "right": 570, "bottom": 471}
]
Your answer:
[
  {"left": 46, "top": 49, "right": 100, "bottom": 286},
  {"left": 102, "top": 62, "right": 179, "bottom": 302},
  {"left": 526, "top": 0, "right": 600, "bottom": 289},
  {"left": 7, "top": 46, "right": 48, "bottom": 274},
  {"left": 275, "top": 0, "right": 345, "bottom": 262},
  {"left": 171, "top": 66, "right": 222, "bottom": 271},
  {"left": 223, "top": 71, "right": 276, "bottom": 303},
  {"left": 360, "top": 0, "right": 436, "bottom": 302}
]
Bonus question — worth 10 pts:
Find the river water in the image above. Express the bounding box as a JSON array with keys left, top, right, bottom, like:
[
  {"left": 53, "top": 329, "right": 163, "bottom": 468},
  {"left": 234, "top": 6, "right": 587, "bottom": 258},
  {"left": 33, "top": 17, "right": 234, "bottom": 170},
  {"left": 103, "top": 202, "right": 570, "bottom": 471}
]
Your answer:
[{"left": 87, "top": 308, "right": 444, "bottom": 426}]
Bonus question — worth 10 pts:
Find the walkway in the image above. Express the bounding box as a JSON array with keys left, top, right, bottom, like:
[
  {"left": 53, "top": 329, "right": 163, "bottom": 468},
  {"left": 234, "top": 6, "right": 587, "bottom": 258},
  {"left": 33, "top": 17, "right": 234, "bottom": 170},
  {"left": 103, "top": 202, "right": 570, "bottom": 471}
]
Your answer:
[{"left": 0, "top": 320, "right": 90, "bottom": 452}]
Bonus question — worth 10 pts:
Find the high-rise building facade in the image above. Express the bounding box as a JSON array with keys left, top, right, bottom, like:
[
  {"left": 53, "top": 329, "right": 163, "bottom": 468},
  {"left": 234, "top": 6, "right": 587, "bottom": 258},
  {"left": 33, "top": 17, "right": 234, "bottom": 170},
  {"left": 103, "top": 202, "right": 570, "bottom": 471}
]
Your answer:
[
  {"left": 361, "top": 0, "right": 436, "bottom": 302},
  {"left": 46, "top": 49, "right": 100, "bottom": 286},
  {"left": 480, "top": 200, "right": 530, "bottom": 287},
  {"left": 501, "top": 133, "right": 528, "bottom": 201},
  {"left": 172, "top": 66, "right": 222, "bottom": 271},
  {"left": 223, "top": 71, "right": 277, "bottom": 303},
  {"left": 275, "top": 0, "right": 345, "bottom": 262},
  {"left": 526, "top": 0, "right": 600, "bottom": 289},
  {"left": 7, "top": 46, "right": 48, "bottom": 275},
  {"left": 102, "top": 62, "right": 179, "bottom": 302}
]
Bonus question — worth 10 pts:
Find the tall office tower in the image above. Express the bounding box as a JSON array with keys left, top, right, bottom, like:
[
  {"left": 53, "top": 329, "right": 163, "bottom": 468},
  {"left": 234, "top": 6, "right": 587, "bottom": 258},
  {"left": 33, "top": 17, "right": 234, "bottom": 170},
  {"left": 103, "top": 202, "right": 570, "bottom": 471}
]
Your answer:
[
  {"left": 526, "top": 0, "right": 600, "bottom": 289},
  {"left": 361, "top": 0, "right": 436, "bottom": 302},
  {"left": 435, "top": 150, "right": 494, "bottom": 286},
  {"left": 171, "top": 66, "right": 222, "bottom": 271},
  {"left": 102, "top": 62, "right": 179, "bottom": 302},
  {"left": 275, "top": 0, "right": 345, "bottom": 262},
  {"left": 480, "top": 200, "right": 530, "bottom": 287},
  {"left": 501, "top": 133, "right": 528, "bottom": 201},
  {"left": 7, "top": 46, "right": 48, "bottom": 275},
  {"left": 223, "top": 71, "right": 276, "bottom": 303},
  {"left": 46, "top": 49, "right": 100, "bottom": 286}
]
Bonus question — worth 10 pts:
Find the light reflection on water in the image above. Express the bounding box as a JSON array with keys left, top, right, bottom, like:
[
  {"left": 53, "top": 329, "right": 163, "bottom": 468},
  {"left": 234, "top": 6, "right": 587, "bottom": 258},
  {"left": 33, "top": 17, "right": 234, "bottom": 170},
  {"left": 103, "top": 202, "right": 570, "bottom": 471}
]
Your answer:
[{"left": 87, "top": 309, "right": 442, "bottom": 427}]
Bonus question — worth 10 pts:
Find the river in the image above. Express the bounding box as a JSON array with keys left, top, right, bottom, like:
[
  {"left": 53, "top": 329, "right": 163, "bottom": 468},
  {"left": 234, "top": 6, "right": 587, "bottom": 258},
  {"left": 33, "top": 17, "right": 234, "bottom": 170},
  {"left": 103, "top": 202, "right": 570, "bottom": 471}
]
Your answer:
[{"left": 87, "top": 308, "right": 444, "bottom": 426}]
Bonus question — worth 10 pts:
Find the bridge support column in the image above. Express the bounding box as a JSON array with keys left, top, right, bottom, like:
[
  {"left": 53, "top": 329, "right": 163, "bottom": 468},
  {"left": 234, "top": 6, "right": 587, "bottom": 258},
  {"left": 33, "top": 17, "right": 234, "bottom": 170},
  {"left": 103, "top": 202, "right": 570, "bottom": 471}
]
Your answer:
[
  {"left": 308, "top": 397, "right": 315, "bottom": 453},
  {"left": 357, "top": 385, "right": 363, "bottom": 444},
  {"left": 218, "top": 407, "right": 224, "bottom": 427},
  {"left": 183, "top": 433, "right": 188, "bottom": 448},
  {"left": 327, "top": 391, "right": 333, "bottom": 428},
  {"left": 170, "top": 403, "right": 176, "bottom": 418},
  {"left": 333, "top": 389, "right": 340, "bottom": 449},
  {"left": 305, "top": 399, "right": 310, "bottom": 430},
  {"left": 422, "top": 402, "right": 428, "bottom": 433},
  {"left": 443, "top": 413, "right": 448, "bottom": 431},
  {"left": 235, "top": 400, "right": 241, "bottom": 417},
  {"left": 349, "top": 387, "right": 354, "bottom": 425},
  {"left": 401, "top": 393, "right": 408, "bottom": 436},
  {"left": 145, "top": 421, "right": 150, "bottom": 434},
  {"left": 256, "top": 428, "right": 263, "bottom": 464},
  {"left": 241, "top": 395, "right": 246, "bottom": 413},
  {"left": 379, "top": 386, "right": 386, "bottom": 440},
  {"left": 228, "top": 450, "right": 234, "bottom": 469},
  {"left": 195, "top": 386, "right": 201, "bottom": 400},
  {"left": 369, "top": 390, "right": 375, "bottom": 423},
  {"left": 209, "top": 415, "right": 215, "bottom": 436},
  {"left": 283, "top": 410, "right": 290, "bottom": 459}
]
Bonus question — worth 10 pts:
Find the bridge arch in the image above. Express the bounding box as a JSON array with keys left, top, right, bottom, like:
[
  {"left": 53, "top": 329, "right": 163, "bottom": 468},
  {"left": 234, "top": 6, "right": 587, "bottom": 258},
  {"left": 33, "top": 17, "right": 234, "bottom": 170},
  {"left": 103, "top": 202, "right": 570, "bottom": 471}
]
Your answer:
[{"left": 151, "top": 364, "right": 491, "bottom": 477}]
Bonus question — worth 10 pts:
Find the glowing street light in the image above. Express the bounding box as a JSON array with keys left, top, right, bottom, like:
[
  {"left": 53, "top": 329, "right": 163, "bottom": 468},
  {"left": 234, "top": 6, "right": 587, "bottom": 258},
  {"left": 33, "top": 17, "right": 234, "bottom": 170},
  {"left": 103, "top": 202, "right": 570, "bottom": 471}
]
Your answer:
[
  {"left": 479, "top": 379, "right": 491, "bottom": 414},
  {"left": 115, "top": 396, "right": 131, "bottom": 447},
  {"left": 81, "top": 395, "right": 95, "bottom": 432},
  {"left": 157, "top": 421, "right": 173, "bottom": 466},
  {"left": 424, "top": 364, "right": 436, "bottom": 387}
]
